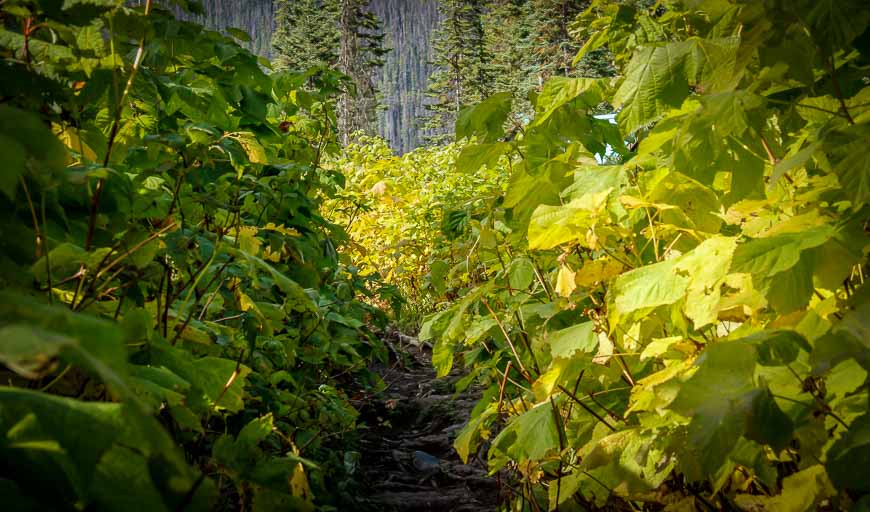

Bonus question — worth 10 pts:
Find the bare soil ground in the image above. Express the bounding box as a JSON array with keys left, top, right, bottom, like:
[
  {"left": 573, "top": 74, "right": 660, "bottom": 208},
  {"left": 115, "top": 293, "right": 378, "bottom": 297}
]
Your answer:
[{"left": 352, "top": 333, "right": 499, "bottom": 511}]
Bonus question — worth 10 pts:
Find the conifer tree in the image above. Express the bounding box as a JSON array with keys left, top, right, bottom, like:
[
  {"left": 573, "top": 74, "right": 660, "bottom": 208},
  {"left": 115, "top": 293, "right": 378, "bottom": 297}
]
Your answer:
[
  {"left": 272, "top": 0, "right": 341, "bottom": 71},
  {"left": 525, "top": 0, "right": 588, "bottom": 80},
  {"left": 423, "top": 0, "right": 493, "bottom": 141},
  {"left": 272, "top": 0, "right": 387, "bottom": 143},
  {"left": 338, "top": 0, "right": 390, "bottom": 144}
]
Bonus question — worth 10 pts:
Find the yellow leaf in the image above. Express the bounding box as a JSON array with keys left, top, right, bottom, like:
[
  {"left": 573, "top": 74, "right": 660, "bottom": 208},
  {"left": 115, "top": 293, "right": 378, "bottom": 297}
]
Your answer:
[
  {"left": 237, "top": 291, "right": 256, "bottom": 312},
  {"left": 592, "top": 332, "right": 613, "bottom": 365},
  {"left": 575, "top": 258, "right": 624, "bottom": 287},
  {"left": 555, "top": 265, "right": 577, "bottom": 298},
  {"left": 54, "top": 125, "right": 97, "bottom": 162},
  {"left": 290, "top": 462, "right": 314, "bottom": 504},
  {"left": 228, "top": 132, "right": 268, "bottom": 164},
  {"left": 370, "top": 180, "right": 388, "bottom": 195},
  {"left": 235, "top": 226, "right": 261, "bottom": 256},
  {"left": 262, "top": 223, "right": 301, "bottom": 237},
  {"left": 619, "top": 195, "right": 677, "bottom": 211}
]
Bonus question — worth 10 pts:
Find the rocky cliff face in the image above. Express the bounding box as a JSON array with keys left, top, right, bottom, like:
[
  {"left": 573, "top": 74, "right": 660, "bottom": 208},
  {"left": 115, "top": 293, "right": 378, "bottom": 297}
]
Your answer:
[
  {"left": 165, "top": 0, "right": 439, "bottom": 154},
  {"left": 159, "top": 0, "right": 275, "bottom": 58},
  {"left": 369, "top": 0, "right": 441, "bottom": 154}
]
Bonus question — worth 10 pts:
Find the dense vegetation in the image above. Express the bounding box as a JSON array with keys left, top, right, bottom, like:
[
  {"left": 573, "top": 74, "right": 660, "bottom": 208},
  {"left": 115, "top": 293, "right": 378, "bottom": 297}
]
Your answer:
[
  {"left": 341, "top": 0, "right": 870, "bottom": 510},
  {"left": 2, "top": 0, "right": 869, "bottom": 511},
  {"left": 0, "top": 1, "right": 390, "bottom": 509}
]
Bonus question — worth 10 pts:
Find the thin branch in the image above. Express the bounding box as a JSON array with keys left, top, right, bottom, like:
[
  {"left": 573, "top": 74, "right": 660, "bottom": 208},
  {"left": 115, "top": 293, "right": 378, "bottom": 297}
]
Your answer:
[
  {"left": 557, "top": 384, "right": 616, "bottom": 431},
  {"left": 85, "top": 0, "right": 153, "bottom": 250},
  {"left": 828, "top": 57, "right": 854, "bottom": 125},
  {"left": 482, "top": 298, "right": 532, "bottom": 382}
]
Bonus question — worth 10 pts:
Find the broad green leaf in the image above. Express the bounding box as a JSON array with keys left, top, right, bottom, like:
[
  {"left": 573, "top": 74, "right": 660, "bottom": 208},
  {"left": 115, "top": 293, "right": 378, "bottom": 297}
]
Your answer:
[
  {"left": 731, "top": 226, "right": 834, "bottom": 313},
  {"left": 670, "top": 342, "right": 758, "bottom": 480},
  {"left": 735, "top": 464, "right": 835, "bottom": 511},
  {"left": 546, "top": 322, "right": 597, "bottom": 360},
  {"left": 0, "top": 133, "right": 26, "bottom": 199},
  {"left": 610, "top": 258, "right": 687, "bottom": 322},
  {"left": 674, "top": 235, "right": 737, "bottom": 327},
  {"left": 0, "top": 106, "right": 67, "bottom": 193},
  {"left": 826, "top": 359, "right": 868, "bottom": 399},
  {"left": 731, "top": 226, "right": 834, "bottom": 279},
  {"left": 148, "top": 339, "right": 251, "bottom": 413},
  {"left": 531, "top": 77, "right": 603, "bottom": 127},
  {"left": 610, "top": 235, "right": 735, "bottom": 328},
  {"left": 639, "top": 336, "right": 682, "bottom": 361},
  {"left": 648, "top": 172, "right": 722, "bottom": 234},
  {"left": 805, "top": 0, "right": 870, "bottom": 51},
  {"left": 826, "top": 413, "right": 870, "bottom": 492},
  {"left": 614, "top": 42, "right": 693, "bottom": 134},
  {"left": 432, "top": 336, "right": 456, "bottom": 378},
  {"left": 508, "top": 257, "right": 535, "bottom": 290},
  {"left": 489, "top": 401, "right": 560, "bottom": 471},
  {"left": 0, "top": 293, "right": 127, "bottom": 387},
  {"left": 528, "top": 188, "right": 612, "bottom": 250},
  {"left": 455, "top": 92, "right": 512, "bottom": 143},
  {"left": 0, "top": 388, "right": 124, "bottom": 499},
  {"left": 455, "top": 142, "right": 509, "bottom": 174},
  {"left": 734, "top": 330, "right": 811, "bottom": 366},
  {"left": 833, "top": 136, "right": 870, "bottom": 207},
  {"left": 745, "top": 388, "right": 793, "bottom": 452},
  {"left": 454, "top": 403, "right": 498, "bottom": 463}
]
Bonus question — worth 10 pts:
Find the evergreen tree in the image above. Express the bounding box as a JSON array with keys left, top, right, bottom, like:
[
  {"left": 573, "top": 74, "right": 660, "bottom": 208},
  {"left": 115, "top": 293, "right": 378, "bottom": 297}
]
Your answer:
[
  {"left": 525, "top": 0, "right": 588, "bottom": 81},
  {"left": 272, "top": 0, "right": 340, "bottom": 71},
  {"left": 483, "top": 0, "right": 537, "bottom": 116},
  {"left": 423, "top": 0, "right": 493, "bottom": 141},
  {"left": 272, "top": 0, "right": 387, "bottom": 144},
  {"left": 338, "top": 0, "right": 390, "bottom": 144}
]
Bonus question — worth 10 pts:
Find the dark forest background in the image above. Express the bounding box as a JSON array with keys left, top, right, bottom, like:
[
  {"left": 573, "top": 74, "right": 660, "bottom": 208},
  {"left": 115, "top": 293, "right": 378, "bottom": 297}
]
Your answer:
[{"left": 168, "top": 0, "right": 607, "bottom": 153}]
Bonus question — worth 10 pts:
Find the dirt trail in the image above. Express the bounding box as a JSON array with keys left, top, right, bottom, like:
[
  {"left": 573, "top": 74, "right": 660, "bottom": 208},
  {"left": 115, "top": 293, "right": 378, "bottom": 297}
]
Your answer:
[{"left": 353, "top": 332, "right": 499, "bottom": 511}]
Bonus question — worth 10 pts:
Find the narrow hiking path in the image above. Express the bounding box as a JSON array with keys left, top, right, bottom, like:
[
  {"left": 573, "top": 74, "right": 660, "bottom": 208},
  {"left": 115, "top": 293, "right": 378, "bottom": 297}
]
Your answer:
[{"left": 353, "top": 332, "right": 499, "bottom": 511}]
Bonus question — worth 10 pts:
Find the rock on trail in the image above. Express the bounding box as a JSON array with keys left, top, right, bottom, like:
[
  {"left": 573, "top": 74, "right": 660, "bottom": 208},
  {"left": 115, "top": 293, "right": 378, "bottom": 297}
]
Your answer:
[{"left": 353, "top": 332, "right": 498, "bottom": 511}]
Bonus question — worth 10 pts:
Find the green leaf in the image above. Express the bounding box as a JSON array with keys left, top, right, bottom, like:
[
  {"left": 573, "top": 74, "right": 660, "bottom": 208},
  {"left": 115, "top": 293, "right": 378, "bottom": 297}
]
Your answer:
[
  {"left": 826, "top": 359, "right": 868, "bottom": 399},
  {"left": 805, "top": 0, "right": 870, "bottom": 51},
  {"left": 149, "top": 339, "right": 251, "bottom": 413},
  {"left": 454, "top": 403, "right": 498, "bottom": 464},
  {"left": 508, "top": 257, "right": 535, "bottom": 291},
  {"left": 745, "top": 388, "right": 793, "bottom": 452},
  {"left": 833, "top": 136, "right": 870, "bottom": 207},
  {"left": 648, "top": 172, "right": 722, "bottom": 234},
  {"left": 670, "top": 341, "right": 758, "bottom": 480},
  {"left": 732, "top": 226, "right": 833, "bottom": 279},
  {"left": 735, "top": 464, "right": 835, "bottom": 512},
  {"left": 610, "top": 236, "right": 736, "bottom": 327},
  {"left": 611, "top": 258, "right": 687, "bottom": 321},
  {"left": 614, "top": 38, "right": 738, "bottom": 134},
  {"left": 455, "top": 142, "right": 509, "bottom": 174},
  {"left": 614, "top": 43, "right": 693, "bottom": 134},
  {"left": 735, "top": 330, "right": 811, "bottom": 366},
  {"left": 0, "top": 387, "right": 124, "bottom": 499},
  {"left": 0, "top": 106, "right": 67, "bottom": 190},
  {"left": 0, "top": 293, "right": 128, "bottom": 387},
  {"left": 826, "top": 413, "right": 870, "bottom": 492},
  {"left": 226, "top": 27, "right": 252, "bottom": 42},
  {"left": 0, "top": 133, "right": 26, "bottom": 199},
  {"left": 455, "top": 92, "right": 512, "bottom": 143},
  {"left": 489, "top": 401, "right": 560, "bottom": 471},
  {"left": 528, "top": 188, "right": 612, "bottom": 250},
  {"left": 673, "top": 235, "right": 737, "bottom": 327},
  {"left": 731, "top": 226, "right": 834, "bottom": 313},
  {"left": 531, "top": 77, "right": 604, "bottom": 127},
  {"left": 546, "top": 322, "right": 597, "bottom": 360}
]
